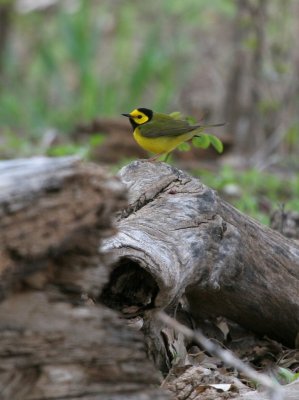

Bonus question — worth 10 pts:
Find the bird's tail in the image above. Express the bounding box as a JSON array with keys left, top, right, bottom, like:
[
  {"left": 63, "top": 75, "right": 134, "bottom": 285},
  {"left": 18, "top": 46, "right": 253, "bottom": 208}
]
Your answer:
[
  {"left": 192, "top": 122, "right": 225, "bottom": 136},
  {"left": 194, "top": 122, "right": 225, "bottom": 129}
]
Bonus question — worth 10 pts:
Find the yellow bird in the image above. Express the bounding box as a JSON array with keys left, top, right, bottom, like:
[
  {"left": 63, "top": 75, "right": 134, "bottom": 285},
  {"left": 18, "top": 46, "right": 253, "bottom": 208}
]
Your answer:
[{"left": 122, "top": 108, "right": 223, "bottom": 161}]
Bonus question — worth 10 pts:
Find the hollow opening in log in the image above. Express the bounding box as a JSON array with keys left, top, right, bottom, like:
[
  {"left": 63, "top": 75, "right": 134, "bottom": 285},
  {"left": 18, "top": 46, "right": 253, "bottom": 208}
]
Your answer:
[{"left": 99, "top": 257, "right": 158, "bottom": 316}]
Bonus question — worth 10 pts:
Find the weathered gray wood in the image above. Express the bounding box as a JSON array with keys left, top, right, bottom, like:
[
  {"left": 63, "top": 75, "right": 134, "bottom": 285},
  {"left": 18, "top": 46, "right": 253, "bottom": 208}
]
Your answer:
[
  {"left": 0, "top": 291, "right": 169, "bottom": 400},
  {"left": 0, "top": 157, "right": 170, "bottom": 400},
  {"left": 101, "top": 161, "right": 299, "bottom": 347},
  {"left": 0, "top": 156, "right": 125, "bottom": 296}
]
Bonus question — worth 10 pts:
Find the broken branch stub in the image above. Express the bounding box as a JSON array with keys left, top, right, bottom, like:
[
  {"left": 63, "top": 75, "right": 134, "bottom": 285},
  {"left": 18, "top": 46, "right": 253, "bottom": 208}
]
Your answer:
[{"left": 101, "top": 161, "right": 299, "bottom": 347}]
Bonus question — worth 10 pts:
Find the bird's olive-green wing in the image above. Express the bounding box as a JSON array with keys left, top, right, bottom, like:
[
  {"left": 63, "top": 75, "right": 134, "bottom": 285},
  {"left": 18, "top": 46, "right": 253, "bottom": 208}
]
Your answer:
[{"left": 139, "top": 113, "right": 199, "bottom": 138}]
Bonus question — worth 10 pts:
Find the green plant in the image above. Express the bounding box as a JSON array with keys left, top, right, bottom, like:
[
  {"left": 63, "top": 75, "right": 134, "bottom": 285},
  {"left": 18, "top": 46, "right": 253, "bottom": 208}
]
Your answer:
[
  {"left": 193, "top": 166, "right": 299, "bottom": 225},
  {"left": 275, "top": 367, "right": 299, "bottom": 385},
  {"left": 0, "top": 0, "right": 236, "bottom": 151}
]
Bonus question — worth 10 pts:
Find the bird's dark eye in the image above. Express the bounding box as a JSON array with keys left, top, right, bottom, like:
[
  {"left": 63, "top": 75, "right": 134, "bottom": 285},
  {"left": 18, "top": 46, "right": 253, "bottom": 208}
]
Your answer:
[{"left": 137, "top": 115, "right": 142, "bottom": 119}]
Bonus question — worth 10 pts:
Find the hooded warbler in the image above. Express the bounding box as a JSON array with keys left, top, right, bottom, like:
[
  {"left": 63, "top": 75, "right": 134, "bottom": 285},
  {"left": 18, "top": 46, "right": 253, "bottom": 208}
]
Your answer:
[{"left": 122, "top": 108, "right": 223, "bottom": 160}]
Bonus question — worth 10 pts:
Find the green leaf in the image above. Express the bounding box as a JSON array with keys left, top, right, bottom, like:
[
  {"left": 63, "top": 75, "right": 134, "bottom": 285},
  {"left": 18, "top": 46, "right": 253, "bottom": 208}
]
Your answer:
[
  {"left": 277, "top": 367, "right": 298, "bottom": 384},
  {"left": 177, "top": 142, "right": 191, "bottom": 152},
  {"left": 285, "top": 124, "right": 299, "bottom": 146},
  {"left": 192, "top": 134, "right": 210, "bottom": 149},
  {"left": 47, "top": 144, "right": 88, "bottom": 157},
  {"left": 169, "top": 111, "right": 183, "bottom": 120},
  {"left": 186, "top": 115, "right": 197, "bottom": 124},
  {"left": 208, "top": 134, "right": 223, "bottom": 153},
  {"left": 89, "top": 133, "right": 105, "bottom": 147},
  {"left": 292, "top": 372, "right": 299, "bottom": 382}
]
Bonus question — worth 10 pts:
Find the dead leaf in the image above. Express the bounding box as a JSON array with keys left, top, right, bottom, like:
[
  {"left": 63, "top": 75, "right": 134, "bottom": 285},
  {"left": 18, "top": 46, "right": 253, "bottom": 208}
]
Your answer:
[
  {"left": 195, "top": 384, "right": 208, "bottom": 394},
  {"left": 216, "top": 317, "right": 230, "bottom": 341},
  {"left": 209, "top": 383, "right": 232, "bottom": 392}
]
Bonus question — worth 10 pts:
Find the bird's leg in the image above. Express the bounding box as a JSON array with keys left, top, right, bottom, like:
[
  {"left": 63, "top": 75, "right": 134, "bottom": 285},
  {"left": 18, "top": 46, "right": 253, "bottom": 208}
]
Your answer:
[
  {"left": 146, "top": 151, "right": 173, "bottom": 162},
  {"left": 147, "top": 153, "right": 165, "bottom": 162}
]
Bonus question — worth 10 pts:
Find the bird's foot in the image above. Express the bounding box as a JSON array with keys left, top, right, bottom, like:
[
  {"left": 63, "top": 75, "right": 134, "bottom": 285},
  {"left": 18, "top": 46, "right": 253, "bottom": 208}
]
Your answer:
[{"left": 147, "top": 154, "right": 164, "bottom": 162}]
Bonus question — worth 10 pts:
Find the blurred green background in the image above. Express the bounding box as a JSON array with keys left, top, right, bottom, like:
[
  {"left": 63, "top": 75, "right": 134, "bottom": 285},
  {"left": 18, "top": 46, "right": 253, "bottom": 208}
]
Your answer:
[{"left": 0, "top": 0, "right": 298, "bottom": 225}]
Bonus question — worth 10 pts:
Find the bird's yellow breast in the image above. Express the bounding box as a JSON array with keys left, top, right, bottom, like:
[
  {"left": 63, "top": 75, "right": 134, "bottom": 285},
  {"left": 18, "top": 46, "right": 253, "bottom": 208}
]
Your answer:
[{"left": 133, "top": 128, "right": 193, "bottom": 154}]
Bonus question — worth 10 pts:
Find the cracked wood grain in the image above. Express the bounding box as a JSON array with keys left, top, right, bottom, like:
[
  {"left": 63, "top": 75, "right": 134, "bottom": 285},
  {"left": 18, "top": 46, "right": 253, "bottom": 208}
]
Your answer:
[
  {"left": 101, "top": 161, "right": 299, "bottom": 348},
  {"left": 0, "top": 157, "right": 170, "bottom": 400}
]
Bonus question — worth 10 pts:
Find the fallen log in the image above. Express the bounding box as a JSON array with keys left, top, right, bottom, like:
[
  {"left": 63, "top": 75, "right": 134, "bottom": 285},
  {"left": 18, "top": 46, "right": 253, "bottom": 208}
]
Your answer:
[
  {"left": 0, "top": 157, "right": 170, "bottom": 400},
  {"left": 0, "top": 156, "right": 123, "bottom": 295},
  {"left": 101, "top": 161, "right": 299, "bottom": 348}
]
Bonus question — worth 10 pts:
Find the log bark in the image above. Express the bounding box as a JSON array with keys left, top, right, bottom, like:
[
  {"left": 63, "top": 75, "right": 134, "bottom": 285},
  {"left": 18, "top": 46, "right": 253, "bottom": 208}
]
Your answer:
[
  {"left": 0, "top": 157, "right": 170, "bottom": 400},
  {"left": 0, "top": 156, "right": 125, "bottom": 296},
  {"left": 101, "top": 161, "right": 299, "bottom": 348},
  {"left": 0, "top": 292, "right": 169, "bottom": 400}
]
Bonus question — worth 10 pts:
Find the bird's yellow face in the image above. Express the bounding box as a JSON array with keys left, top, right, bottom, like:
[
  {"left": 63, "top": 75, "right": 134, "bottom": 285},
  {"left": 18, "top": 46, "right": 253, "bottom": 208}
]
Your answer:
[{"left": 126, "top": 109, "right": 151, "bottom": 125}]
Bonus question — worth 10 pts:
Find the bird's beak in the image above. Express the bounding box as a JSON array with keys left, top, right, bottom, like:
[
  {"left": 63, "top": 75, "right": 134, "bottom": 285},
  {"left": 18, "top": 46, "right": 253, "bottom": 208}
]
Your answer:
[{"left": 122, "top": 113, "right": 131, "bottom": 118}]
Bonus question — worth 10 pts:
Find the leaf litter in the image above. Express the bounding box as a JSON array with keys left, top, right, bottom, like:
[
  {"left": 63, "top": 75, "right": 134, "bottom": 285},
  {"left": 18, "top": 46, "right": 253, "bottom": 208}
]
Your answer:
[{"left": 161, "top": 316, "right": 299, "bottom": 399}]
